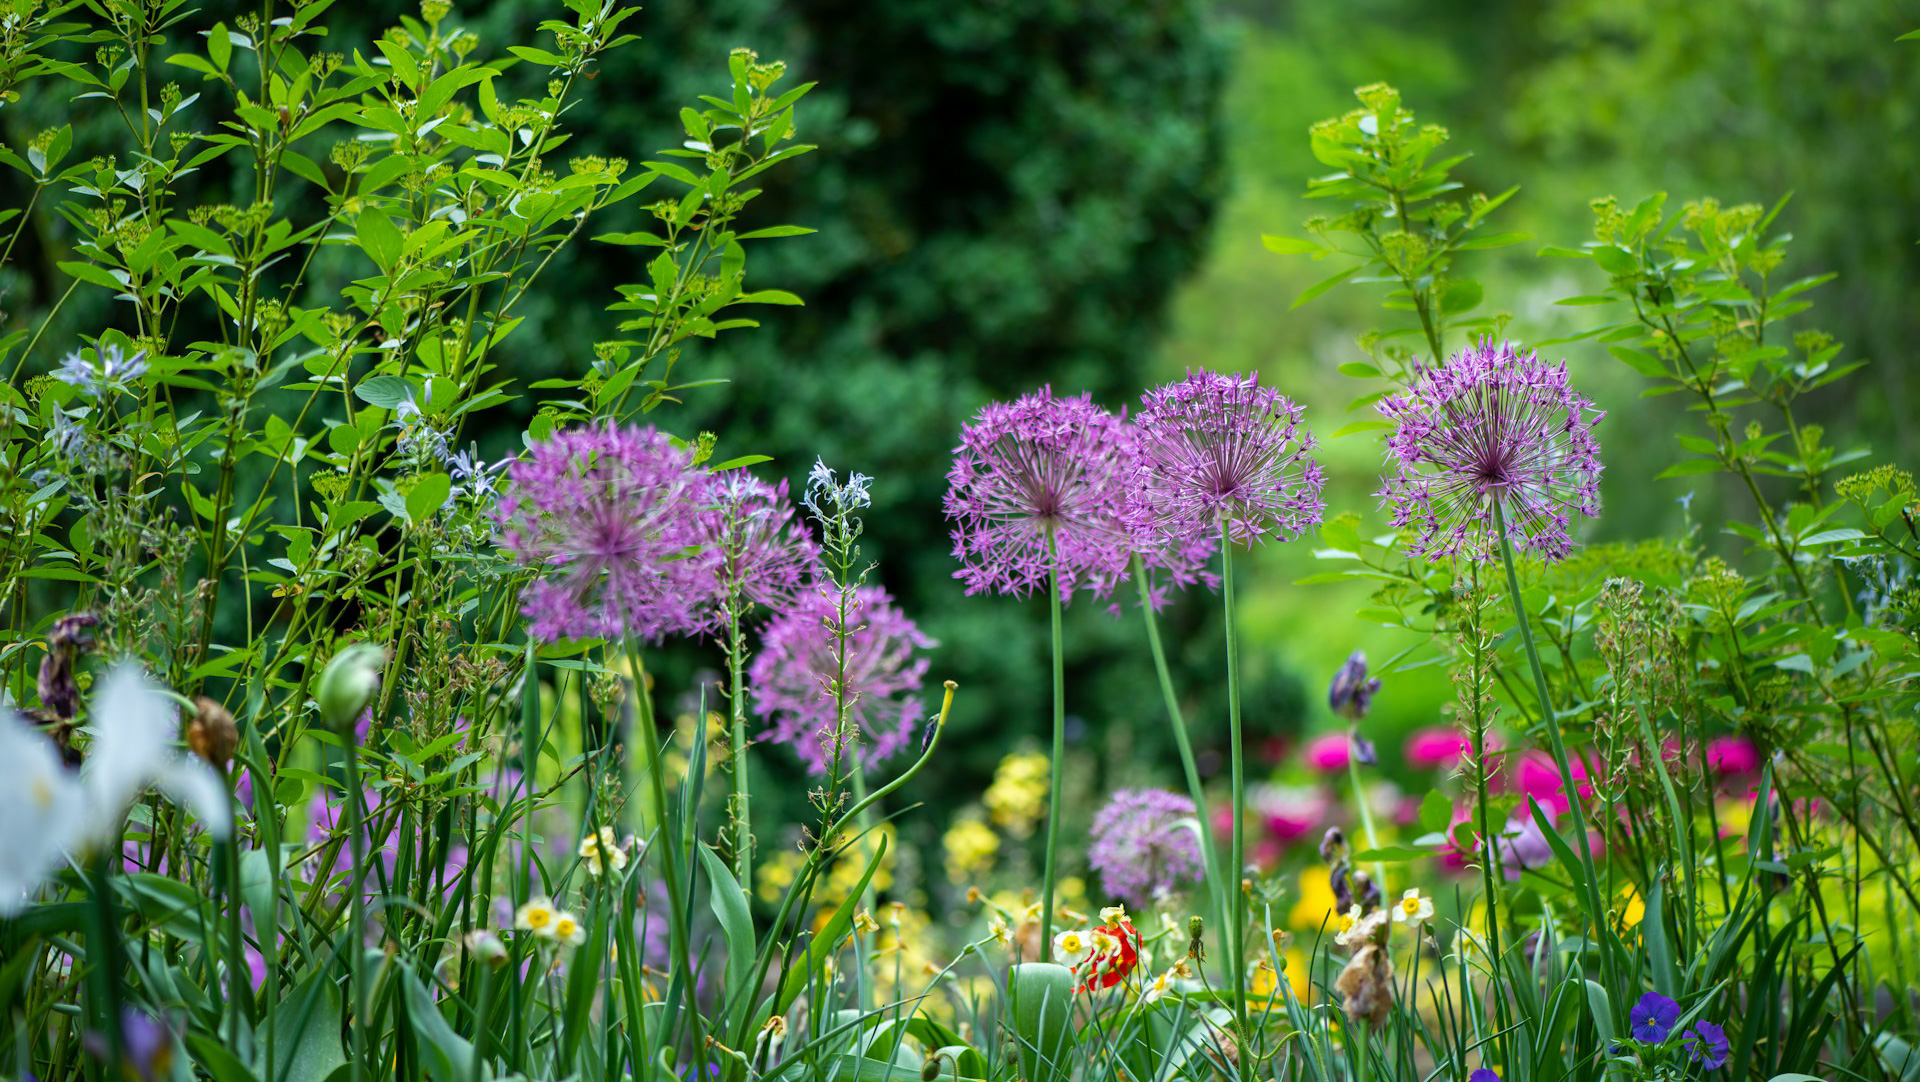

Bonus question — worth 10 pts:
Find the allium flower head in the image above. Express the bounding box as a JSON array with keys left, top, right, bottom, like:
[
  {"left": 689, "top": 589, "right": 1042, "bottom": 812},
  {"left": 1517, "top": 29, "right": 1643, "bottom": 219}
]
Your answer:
[
  {"left": 495, "top": 424, "right": 720, "bottom": 642},
  {"left": 1377, "top": 340, "right": 1604, "bottom": 562},
  {"left": 750, "top": 585, "right": 933, "bottom": 774},
  {"left": 1630, "top": 991, "right": 1680, "bottom": 1043},
  {"left": 1129, "top": 369, "right": 1325, "bottom": 548},
  {"left": 700, "top": 474, "right": 820, "bottom": 616},
  {"left": 945, "top": 388, "right": 1134, "bottom": 600},
  {"left": 1087, "top": 789, "right": 1204, "bottom": 908}
]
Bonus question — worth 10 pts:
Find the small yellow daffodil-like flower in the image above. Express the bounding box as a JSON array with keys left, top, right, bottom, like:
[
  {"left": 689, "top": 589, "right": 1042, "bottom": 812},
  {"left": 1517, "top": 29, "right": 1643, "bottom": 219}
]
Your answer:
[
  {"left": 854, "top": 909, "right": 880, "bottom": 935},
  {"left": 550, "top": 910, "right": 587, "bottom": 947},
  {"left": 1100, "top": 904, "right": 1128, "bottom": 925},
  {"left": 1143, "top": 969, "right": 1176, "bottom": 1004},
  {"left": 988, "top": 915, "right": 1011, "bottom": 946},
  {"left": 1023, "top": 901, "right": 1044, "bottom": 924},
  {"left": 579, "top": 826, "right": 627, "bottom": 878},
  {"left": 1053, "top": 928, "right": 1093, "bottom": 967},
  {"left": 1089, "top": 929, "right": 1119, "bottom": 958},
  {"left": 1391, "top": 888, "right": 1435, "bottom": 925},
  {"left": 1333, "top": 904, "right": 1361, "bottom": 941},
  {"left": 514, "top": 896, "right": 557, "bottom": 935},
  {"left": 1334, "top": 905, "right": 1388, "bottom": 947}
]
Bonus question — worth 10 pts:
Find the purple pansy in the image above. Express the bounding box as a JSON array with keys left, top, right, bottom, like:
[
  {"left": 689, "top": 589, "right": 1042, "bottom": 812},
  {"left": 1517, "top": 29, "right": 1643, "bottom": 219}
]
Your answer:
[
  {"left": 1686, "top": 1020, "right": 1728, "bottom": 1068},
  {"left": 1630, "top": 991, "right": 1680, "bottom": 1043}
]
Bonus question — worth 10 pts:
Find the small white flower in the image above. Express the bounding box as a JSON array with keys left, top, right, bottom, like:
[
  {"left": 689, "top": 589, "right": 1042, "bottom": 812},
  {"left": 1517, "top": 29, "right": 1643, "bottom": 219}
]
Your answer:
[
  {"left": 1052, "top": 928, "right": 1093, "bottom": 967},
  {"left": 550, "top": 910, "right": 587, "bottom": 947},
  {"left": 515, "top": 895, "right": 557, "bottom": 935},
  {"left": 0, "top": 713, "right": 84, "bottom": 915},
  {"left": 1334, "top": 904, "right": 1388, "bottom": 947},
  {"left": 1391, "top": 888, "right": 1435, "bottom": 925},
  {"left": 1099, "top": 904, "right": 1128, "bottom": 925}
]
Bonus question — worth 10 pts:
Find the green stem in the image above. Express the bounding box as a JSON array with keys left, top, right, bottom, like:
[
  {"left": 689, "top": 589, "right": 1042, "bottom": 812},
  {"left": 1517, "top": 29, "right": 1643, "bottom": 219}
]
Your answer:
[
  {"left": 1219, "top": 522, "right": 1250, "bottom": 1043},
  {"left": 1491, "top": 502, "right": 1614, "bottom": 989},
  {"left": 1130, "top": 557, "right": 1228, "bottom": 965},
  {"left": 86, "top": 853, "right": 125, "bottom": 1068},
  {"left": 343, "top": 738, "right": 368, "bottom": 1082},
  {"left": 1346, "top": 752, "right": 1386, "bottom": 890},
  {"left": 1040, "top": 533, "right": 1065, "bottom": 961},
  {"left": 727, "top": 599, "right": 752, "bottom": 889}
]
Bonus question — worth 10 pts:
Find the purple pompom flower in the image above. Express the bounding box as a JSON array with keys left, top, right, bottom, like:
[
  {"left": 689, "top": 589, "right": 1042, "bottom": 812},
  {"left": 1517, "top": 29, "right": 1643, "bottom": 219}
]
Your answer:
[
  {"left": 1685, "top": 1020, "right": 1728, "bottom": 1068},
  {"left": 495, "top": 424, "right": 720, "bottom": 642},
  {"left": 944, "top": 388, "right": 1134, "bottom": 601},
  {"left": 1128, "top": 369, "right": 1325, "bottom": 548},
  {"left": 699, "top": 473, "right": 821, "bottom": 617},
  {"left": 1630, "top": 991, "right": 1680, "bottom": 1043},
  {"left": 1087, "top": 789, "right": 1204, "bottom": 909},
  {"left": 1377, "top": 340, "right": 1604, "bottom": 562},
  {"left": 750, "top": 585, "right": 933, "bottom": 774}
]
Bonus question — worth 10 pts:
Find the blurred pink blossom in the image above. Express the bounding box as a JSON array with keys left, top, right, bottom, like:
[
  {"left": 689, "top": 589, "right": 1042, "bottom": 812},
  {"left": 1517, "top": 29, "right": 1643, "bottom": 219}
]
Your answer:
[
  {"left": 1704, "top": 736, "right": 1760, "bottom": 776},
  {"left": 1404, "top": 726, "right": 1471, "bottom": 769},
  {"left": 1302, "top": 731, "right": 1350, "bottom": 772}
]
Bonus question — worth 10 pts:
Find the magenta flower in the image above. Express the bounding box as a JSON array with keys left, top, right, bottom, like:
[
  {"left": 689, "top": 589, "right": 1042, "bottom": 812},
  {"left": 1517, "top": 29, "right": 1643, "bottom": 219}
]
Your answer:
[
  {"left": 1302, "top": 731, "right": 1351, "bottom": 773},
  {"left": 1704, "top": 735, "right": 1760, "bottom": 776},
  {"left": 699, "top": 473, "right": 821, "bottom": 618},
  {"left": 494, "top": 424, "right": 719, "bottom": 642},
  {"left": 1088, "top": 789, "right": 1204, "bottom": 908},
  {"left": 1377, "top": 340, "right": 1604, "bottom": 562},
  {"left": 750, "top": 585, "right": 934, "bottom": 774},
  {"left": 1405, "top": 726, "right": 1471, "bottom": 769},
  {"left": 944, "top": 388, "right": 1134, "bottom": 601},
  {"left": 1128, "top": 369, "right": 1325, "bottom": 548}
]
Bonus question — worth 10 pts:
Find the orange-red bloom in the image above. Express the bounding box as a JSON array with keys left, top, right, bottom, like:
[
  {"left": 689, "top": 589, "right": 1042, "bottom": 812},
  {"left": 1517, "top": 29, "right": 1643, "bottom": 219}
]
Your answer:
[{"left": 1075, "top": 918, "right": 1141, "bottom": 992}]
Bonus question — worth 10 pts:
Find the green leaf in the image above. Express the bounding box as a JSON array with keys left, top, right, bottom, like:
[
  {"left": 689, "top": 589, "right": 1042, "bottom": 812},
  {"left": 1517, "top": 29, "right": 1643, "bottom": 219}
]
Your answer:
[
  {"left": 697, "top": 845, "right": 756, "bottom": 1014},
  {"left": 406, "top": 473, "right": 452, "bottom": 523},
  {"left": 1008, "top": 962, "right": 1076, "bottom": 1082},
  {"left": 1291, "top": 265, "right": 1359, "bottom": 309},
  {"left": 1260, "top": 234, "right": 1324, "bottom": 255},
  {"left": 206, "top": 22, "right": 232, "bottom": 72},
  {"left": 353, "top": 375, "right": 412, "bottom": 409},
  {"left": 267, "top": 971, "right": 346, "bottom": 1082},
  {"left": 1351, "top": 846, "right": 1434, "bottom": 863},
  {"left": 355, "top": 210, "right": 404, "bottom": 272},
  {"left": 1592, "top": 245, "right": 1638, "bottom": 276},
  {"left": 711, "top": 454, "right": 773, "bottom": 471},
  {"left": 1798, "top": 528, "right": 1865, "bottom": 546},
  {"left": 401, "top": 968, "right": 474, "bottom": 1082},
  {"left": 1418, "top": 791, "right": 1453, "bottom": 835},
  {"left": 1439, "top": 278, "right": 1482, "bottom": 314}
]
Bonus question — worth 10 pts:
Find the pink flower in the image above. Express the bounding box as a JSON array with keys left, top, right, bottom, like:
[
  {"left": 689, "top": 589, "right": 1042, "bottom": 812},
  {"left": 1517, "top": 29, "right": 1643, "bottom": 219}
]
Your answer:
[
  {"left": 1302, "top": 731, "right": 1350, "bottom": 772},
  {"left": 1404, "top": 726, "right": 1469, "bottom": 769},
  {"left": 1704, "top": 736, "right": 1760, "bottom": 776},
  {"left": 1511, "top": 750, "right": 1594, "bottom": 816}
]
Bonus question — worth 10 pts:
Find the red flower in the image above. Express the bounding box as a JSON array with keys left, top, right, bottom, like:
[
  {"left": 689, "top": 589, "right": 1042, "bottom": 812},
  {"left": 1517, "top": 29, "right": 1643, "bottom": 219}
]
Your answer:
[{"left": 1074, "top": 918, "right": 1142, "bottom": 992}]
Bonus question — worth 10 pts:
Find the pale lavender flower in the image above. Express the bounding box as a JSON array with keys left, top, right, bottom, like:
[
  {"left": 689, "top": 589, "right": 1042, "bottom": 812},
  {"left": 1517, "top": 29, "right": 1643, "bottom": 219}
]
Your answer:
[
  {"left": 494, "top": 424, "right": 720, "bottom": 642},
  {"left": 944, "top": 388, "right": 1133, "bottom": 601},
  {"left": 751, "top": 585, "right": 933, "bottom": 774},
  {"left": 1377, "top": 340, "right": 1604, "bottom": 562},
  {"left": 1128, "top": 369, "right": 1325, "bottom": 548},
  {"left": 1087, "top": 788, "right": 1204, "bottom": 908},
  {"left": 54, "top": 342, "right": 147, "bottom": 399},
  {"left": 699, "top": 474, "right": 821, "bottom": 618}
]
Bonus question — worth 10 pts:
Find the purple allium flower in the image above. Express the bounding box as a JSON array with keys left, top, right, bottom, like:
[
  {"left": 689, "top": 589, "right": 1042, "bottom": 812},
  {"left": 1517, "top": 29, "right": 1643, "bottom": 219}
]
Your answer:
[
  {"left": 750, "top": 585, "right": 933, "bottom": 774},
  {"left": 1377, "top": 340, "right": 1604, "bottom": 562},
  {"left": 1630, "top": 991, "right": 1680, "bottom": 1043},
  {"left": 494, "top": 423, "right": 720, "bottom": 642},
  {"left": 1128, "top": 369, "right": 1325, "bottom": 548},
  {"left": 1469, "top": 1070, "right": 1500, "bottom": 1082},
  {"left": 944, "top": 388, "right": 1133, "bottom": 601},
  {"left": 1087, "top": 789, "right": 1204, "bottom": 908},
  {"left": 699, "top": 474, "right": 821, "bottom": 618},
  {"left": 1328, "top": 650, "right": 1381, "bottom": 721},
  {"left": 1100, "top": 422, "right": 1222, "bottom": 610},
  {"left": 1685, "top": 1020, "right": 1728, "bottom": 1068}
]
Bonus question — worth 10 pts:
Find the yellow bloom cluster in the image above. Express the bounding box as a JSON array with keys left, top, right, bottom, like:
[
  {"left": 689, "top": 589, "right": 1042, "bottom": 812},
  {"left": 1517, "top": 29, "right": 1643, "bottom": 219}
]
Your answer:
[
  {"left": 984, "top": 752, "right": 1049, "bottom": 837},
  {"left": 941, "top": 818, "right": 999, "bottom": 883}
]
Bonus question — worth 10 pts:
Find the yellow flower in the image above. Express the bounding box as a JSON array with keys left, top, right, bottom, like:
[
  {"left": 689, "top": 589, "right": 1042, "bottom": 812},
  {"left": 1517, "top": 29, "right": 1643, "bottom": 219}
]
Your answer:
[
  {"left": 988, "top": 915, "right": 1011, "bottom": 946},
  {"left": 855, "top": 909, "right": 880, "bottom": 935},
  {"left": 514, "top": 896, "right": 557, "bottom": 936},
  {"left": 1143, "top": 969, "right": 1176, "bottom": 1004},
  {"left": 1289, "top": 865, "right": 1339, "bottom": 932},
  {"left": 1616, "top": 886, "right": 1645, "bottom": 929},
  {"left": 1250, "top": 959, "right": 1279, "bottom": 997},
  {"left": 942, "top": 818, "right": 1000, "bottom": 884},
  {"left": 985, "top": 752, "right": 1050, "bottom": 836},
  {"left": 1099, "top": 904, "right": 1128, "bottom": 925},
  {"left": 550, "top": 910, "right": 587, "bottom": 947}
]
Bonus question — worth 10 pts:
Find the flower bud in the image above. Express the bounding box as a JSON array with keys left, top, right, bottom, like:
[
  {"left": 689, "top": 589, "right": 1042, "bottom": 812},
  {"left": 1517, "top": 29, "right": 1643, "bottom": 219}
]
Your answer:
[
  {"left": 316, "top": 643, "right": 386, "bottom": 731},
  {"left": 1327, "top": 650, "right": 1381, "bottom": 721}
]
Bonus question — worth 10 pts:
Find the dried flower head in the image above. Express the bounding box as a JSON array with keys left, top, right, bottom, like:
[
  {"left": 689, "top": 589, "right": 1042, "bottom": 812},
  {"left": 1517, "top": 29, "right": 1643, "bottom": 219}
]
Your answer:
[
  {"left": 1327, "top": 650, "right": 1381, "bottom": 721},
  {"left": 750, "top": 585, "right": 933, "bottom": 774},
  {"left": 1377, "top": 340, "right": 1604, "bottom": 562},
  {"left": 1334, "top": 942, "right": 1395, "bottom": 1027},
  {"left": 1128, "top": 369, "right": 1325, "bottom": 548},
  {"left": 944, "top": 388, "right": 1133, "bottom": 600},
  {"left": 495, "top": 424, "right": 720, "bottom": 642},
  {"left": 1087, "top": 789, "right": 1204, "bottom": 908}
]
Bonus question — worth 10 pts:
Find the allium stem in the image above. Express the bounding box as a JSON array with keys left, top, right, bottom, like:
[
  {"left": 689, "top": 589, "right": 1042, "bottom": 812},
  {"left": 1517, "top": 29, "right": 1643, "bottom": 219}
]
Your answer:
[
  {"left": 1040, "top": 530, "right": 1066, "bottom": 961},
  {"left": 727, "top": 603, "right": 752, "bottom": 889},
  {"left": 1346, "top": 752, "right": 1386, "bottom": 890},
  {"left": 1220, "top": 521, "right": 1250, "bottom": 1041},
  {"left": 1131, "top": 555, "right": 1229, "bottom": 959},
  {"left": 1492, "top": 501, "right": 1613, "bottom": 986}
]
